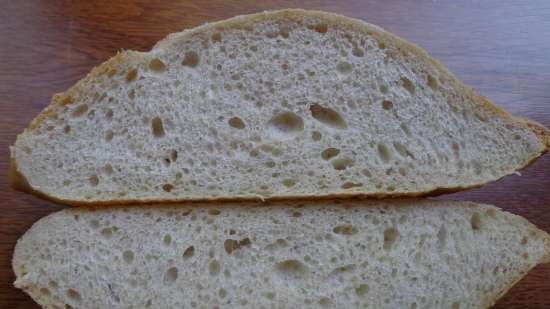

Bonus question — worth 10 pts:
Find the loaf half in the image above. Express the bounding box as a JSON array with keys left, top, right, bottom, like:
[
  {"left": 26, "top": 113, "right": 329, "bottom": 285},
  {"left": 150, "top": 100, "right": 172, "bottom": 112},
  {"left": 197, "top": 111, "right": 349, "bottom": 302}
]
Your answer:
[
  {"left": 13, "top": 200, "right": 550, "bottom": 309},
  {"left": 10, "top": 9, "right": 549, "bottom": 205}
]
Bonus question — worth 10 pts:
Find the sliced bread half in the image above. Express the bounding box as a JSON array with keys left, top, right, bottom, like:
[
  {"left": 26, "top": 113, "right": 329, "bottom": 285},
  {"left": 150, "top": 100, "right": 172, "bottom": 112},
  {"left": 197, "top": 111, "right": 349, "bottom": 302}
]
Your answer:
[
  {"left": 13, "top": 200, "right": 550, "bottom": 309},
  {"left": 10, "top": 9, "right": 549, "bottom": 205}
]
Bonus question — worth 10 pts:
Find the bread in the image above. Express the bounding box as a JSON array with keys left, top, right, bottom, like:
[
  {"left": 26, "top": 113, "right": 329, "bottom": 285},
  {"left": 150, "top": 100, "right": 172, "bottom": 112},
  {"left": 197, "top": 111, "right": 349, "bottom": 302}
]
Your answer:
[
  {"left": 13, "top": 200, "right": 550, "bottom": 309},
  {"left": 9, "top": 9, "right": 549, "bottom": 205}
]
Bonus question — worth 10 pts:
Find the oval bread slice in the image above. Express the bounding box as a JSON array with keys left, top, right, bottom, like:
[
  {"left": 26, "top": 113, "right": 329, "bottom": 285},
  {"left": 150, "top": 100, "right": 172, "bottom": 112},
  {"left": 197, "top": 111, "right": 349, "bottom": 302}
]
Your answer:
[
  {"left": 13, "top": 200, "right": 550, "bottom": 309},
  {"left": 10, "top": 9, "right": 549, "bottom": 205}
]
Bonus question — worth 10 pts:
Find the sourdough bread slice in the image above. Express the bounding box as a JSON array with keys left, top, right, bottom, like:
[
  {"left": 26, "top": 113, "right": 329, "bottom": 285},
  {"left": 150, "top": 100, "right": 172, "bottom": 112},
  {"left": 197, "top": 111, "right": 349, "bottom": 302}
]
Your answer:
[
  {"left": 10, "top": 9, "right": 549, "bottom": 205},
  {"left": 13, "top": 200, "right": 550, "bottom": 309}
]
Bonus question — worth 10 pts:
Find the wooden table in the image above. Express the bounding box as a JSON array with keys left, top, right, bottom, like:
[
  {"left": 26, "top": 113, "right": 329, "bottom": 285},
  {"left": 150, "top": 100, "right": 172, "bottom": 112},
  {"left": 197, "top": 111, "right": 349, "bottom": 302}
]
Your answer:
[{"left": 1, "top": 1, "right": 549, "bottom": 308}]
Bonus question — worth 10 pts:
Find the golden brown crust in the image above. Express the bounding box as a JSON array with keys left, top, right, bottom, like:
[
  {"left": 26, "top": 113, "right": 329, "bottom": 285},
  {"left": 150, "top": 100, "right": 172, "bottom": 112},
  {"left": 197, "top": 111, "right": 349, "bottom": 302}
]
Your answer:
[
  {"left": 0, "top": 180, "right": 496, "bottom": 207},
  {"left": 9, "top": 9, "right": 549, "bottom": 205},
  {"left": 514, "top": 116, "right": 550, "bottom": 148}
]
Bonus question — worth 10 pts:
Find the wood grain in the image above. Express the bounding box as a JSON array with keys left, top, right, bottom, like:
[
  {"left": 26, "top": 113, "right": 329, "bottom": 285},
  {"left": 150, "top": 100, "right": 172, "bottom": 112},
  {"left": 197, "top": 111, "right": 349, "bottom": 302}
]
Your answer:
[{"left": 1, "top": 1, "right": 549, "bottom": 308}]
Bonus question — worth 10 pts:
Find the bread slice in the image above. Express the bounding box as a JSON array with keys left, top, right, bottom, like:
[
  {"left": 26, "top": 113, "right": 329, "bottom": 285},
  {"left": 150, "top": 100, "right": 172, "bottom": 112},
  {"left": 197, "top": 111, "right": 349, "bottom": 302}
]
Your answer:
[
  {"left": 13, "top": 200, "right": 550, "bottom": 309},
  {"left": 10, "top": 9, "right": 548, "bottom": 205}
]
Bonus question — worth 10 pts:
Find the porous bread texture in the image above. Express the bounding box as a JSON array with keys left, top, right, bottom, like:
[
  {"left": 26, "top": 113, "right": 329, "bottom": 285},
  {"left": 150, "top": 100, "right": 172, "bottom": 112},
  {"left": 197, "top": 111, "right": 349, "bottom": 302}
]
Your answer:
[
  {"left": 13, "top": 200, "right": 550, "bottom": 309},
  {"left": 10, "top": 9, "right": 548, "bottom": 205}
]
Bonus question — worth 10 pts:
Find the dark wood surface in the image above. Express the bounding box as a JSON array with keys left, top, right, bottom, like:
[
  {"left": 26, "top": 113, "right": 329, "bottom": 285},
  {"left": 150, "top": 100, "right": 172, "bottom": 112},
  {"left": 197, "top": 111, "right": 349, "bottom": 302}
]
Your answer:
[{"left": 1, "top": 1, "right": 549, "bottom": 308}]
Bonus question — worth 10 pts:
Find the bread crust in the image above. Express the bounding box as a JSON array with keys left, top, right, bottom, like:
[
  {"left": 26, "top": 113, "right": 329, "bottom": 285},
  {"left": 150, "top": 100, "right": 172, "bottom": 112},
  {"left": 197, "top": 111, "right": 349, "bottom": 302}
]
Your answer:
[{"left": 9, "top": 9, "right": 549, "bottom": 206}]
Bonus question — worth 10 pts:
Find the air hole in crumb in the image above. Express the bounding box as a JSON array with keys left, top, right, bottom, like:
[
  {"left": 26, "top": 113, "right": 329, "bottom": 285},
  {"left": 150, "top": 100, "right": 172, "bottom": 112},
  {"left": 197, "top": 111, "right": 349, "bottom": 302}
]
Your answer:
[
  {"left": 521, "top": 236, "right": 528, "bottom": 245},
  {"left": 321, "top": 148, "right": 340, "bottom": 160},
  {"left": 283, "top": 179, "right": 296, "bottom": 187},
  {"left": 401, "top": 77, "right": 415, "bottom": 94},
  {"left": 164, "top": 267, "right": 178, "bottom": 284},
  {"left": 89, "top": 175, "right": 99, "bottom": 186},
  {"left": 183, "top": 246, "right": 194, "bottom": 258},
  {"left": 336, "top": 61, "right": 353, "bottom": 74},
  {"left": 63, "top": 125, "right": 71, "bottom": 134},
  {"left": 100, "top": 227, "right": 113, "bottom": 238},
  {"left": 451, "top": 302, "right": 460, "bottom": 309},
  {"left": 452, "top": 143, "right": 460, "bottom": 155},
  {"left": 89, "top": 220, "right": 100, "bottom": 229},
  {"left": 224, "top": 239, "right": 239, "bottom": 254},
  {"left": 341, "top": 182, "right": 362, "bottom": 189},
  {"left": 333, "top": 225, "right": 358, "bottom": 235},
  {"left": 319, "top": 298, "right": 332, "bottom": 307},
  {"left": 279, "top": 26, "right": 291, "bottom": 38},
  {"left": 427, "top": 75, "right": 438, "bottom": 90},
  {"left": 61, "top": 96, "right": 74, "bottom": 105},
  {"left": 219, "top": 288, "right": 227, "bottom": 298},
  {"left": 361, "top": 169, "right": 372, "bottom": 177},
  {"left": 128, "top": 89, "right": 135, "bottom": 99},
  {"left": 126, "top": 68, "right": 138, "bottom": 82},
  {"left": 40, "top": 288, "right": 50, "bottom": 296},
  {"left": 224, "top": 238, "right": 251, "bottom": 254},
  {"left": 437, "top": 225, "right": 447, "bottom": 249},
  {"left": 209, "top": 260, "right": 221, "bottom": 275},
  {"left": 398, "top": 167, "right": 407, "bottom": 176},
  {"left": 470, "top": 213, "right": 482, "bottom": 230},
  {"left": 393, "top": 142, "right": 410, "bottom": 158},
  {"left": 228, "top": 117, "right": 246, "bottom": 129},
  {"left": 313, "top": 24, "right": 328, "bottom": 33},
  {"left": 105, "top": 68, "right": 117, "bottom": 78},
  {"left": 485, "top": 208, "right": 497, "bottom": 219},
  {"left": 71, "top": 104, "right": 88, "bottom": 117},
  {"left": 379, "top": 84, "right": 389, "bottom": 94},
  {"left": 149, "top": 58, "right": 166, "bottom": 72},
  {"left": 182, "top": 51, "right": 199, "bottom": 67},
  {"left": 377, "top": 143, "right": 391, "bottom": 163},
  {"left": 211, "top": 32, "right": 222, "bottom": 42},
  {"left": 275, "top": 260, "right": 308, "bottom": 279},
  {"left": 123, "top": 250, "right": 134, "bottom": 263},
  {"left": 105, "top": 109, "right": 113, "bottom": 120},
  {"left": 104, "top": 130, "right": 114, "bottom": 142},
  {"left": 208, "top": 209, "right": 221, "bottom": 215},
  {"left": 87, "top": 110, "right": 95, "bottom": 119},
  {"left": 162, "top": 184, "right": 174, "bottom": 192},
  {"left": 267, "top": 111, "right": 304, "bottom": 139},
  {"left": 151, "top": 117, "right": 165, "bottom": 138},
  {"left": 310, "top": 104, "right": 347, "bottom": 129},
  {"left": 355, "top": 284, "right": 369, "bottom": 296},
  {"left": 66, "top": 289, "right": 81, "bottom": 302},
  {"left": 473, "top": 161, "right": 482, "bottom": 175},
  {"left": 312, "top": 131, "right": 322, "bottom": 141},
  {"left": 383, "top": 227, "right": 399, "bottom": 250},
  {"left": 170, "top": 150, "right": 178, "bottom": 162},
  {"left": 163, "top": 234, "right": 172, "bottom": 245},
  {"left": 352, "top": 47, "right": 364, "bottom": 57},
  {"left": 475, "top": 112, "right": 488, "bottom": 122},
  {"left": 382, "top": 100, "right": 393, "bottom": 110},
  {"left": 332, "top": 157, "right": 354, "bottom": 170}
]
